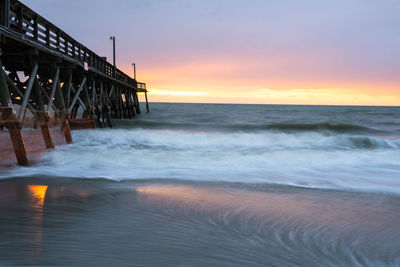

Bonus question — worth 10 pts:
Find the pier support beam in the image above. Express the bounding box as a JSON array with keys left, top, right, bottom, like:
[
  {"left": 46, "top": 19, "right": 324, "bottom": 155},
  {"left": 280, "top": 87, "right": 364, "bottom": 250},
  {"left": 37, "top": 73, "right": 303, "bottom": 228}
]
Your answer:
[
  {"left": 53, "top": 72, "right": 72, "bottom": 144},
  {"left": 4, "top": 108, "right": 28, "bottom": 166},
  {"left": 31, "top": 64, "right": 55, "bottom": 149},
  {"left": 61, "top": 113, "right": 72, "bottom": 144},
  {"left": 0, "top": 55, "right": 13, "bottom": 109},
  {"left": 145, "top": 91, "right": 149, "bottom": 113},
  {"left": 0, "top": 60, "right": 28, "bottom": 166},
  {"left": 41, "top": 120, "right": 55, "bottom": 149},
  {"left": 134, "top": 92, "right": 141, "bottom": 114}
]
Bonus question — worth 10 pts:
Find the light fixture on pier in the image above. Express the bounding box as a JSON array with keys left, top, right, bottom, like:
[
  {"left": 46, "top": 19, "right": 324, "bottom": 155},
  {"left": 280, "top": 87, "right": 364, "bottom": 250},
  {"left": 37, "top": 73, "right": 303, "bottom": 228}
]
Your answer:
[
  {"left": 132, "top": 63, "right": 136, "bottom": 80},
  {"left": 109, "top": 36, "right": 116, "bottom": 78}
]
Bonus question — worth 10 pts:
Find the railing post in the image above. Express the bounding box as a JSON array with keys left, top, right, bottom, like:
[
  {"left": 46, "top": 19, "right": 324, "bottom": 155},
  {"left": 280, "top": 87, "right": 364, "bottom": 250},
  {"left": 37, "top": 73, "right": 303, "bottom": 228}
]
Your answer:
[
  {"left": 65, "top": 38, "right": 69, "bottom": 56},
  {"left": 0, "top": 0, "right": 10, "bottom": 28},
  {"left": 33, "top": 16, "right": 38, "bottom": 40},
  {"left": 72, "top": 42, "right": 75, "bottom": 58},
  {"left": 57, "top": 30, "right": 61, "bottom": 51},
  {"left": 45, "top": 26, "right": 50, "bottom": 47},
  {"left": 17, "top": 5, "right": 23, "bottom": 33}
]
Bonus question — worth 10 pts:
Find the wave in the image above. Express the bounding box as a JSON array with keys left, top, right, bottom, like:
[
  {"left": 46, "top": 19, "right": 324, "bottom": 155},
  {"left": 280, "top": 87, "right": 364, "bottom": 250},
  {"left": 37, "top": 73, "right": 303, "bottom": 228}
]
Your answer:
[
  {"left": 260, "top": 123, "right": 372, "bottom": 132},
  {"left": 65, "top": 128, "right": 399, "bottom": 151},
  {"left": 113, "top": 120, "right": 199, "bottom": 130},
  {"left": 117, "top": 120, "right": 382, "bottom": 134},
  {"left": 1, "top": 128, "right": 400, "bottom": 195}
]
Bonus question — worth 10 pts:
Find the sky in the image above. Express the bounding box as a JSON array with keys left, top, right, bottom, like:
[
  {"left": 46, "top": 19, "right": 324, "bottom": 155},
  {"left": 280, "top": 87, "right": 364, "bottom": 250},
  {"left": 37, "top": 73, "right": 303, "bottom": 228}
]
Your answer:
[{"left": 22, "top": 0, "right": 400, "bottom": 106}]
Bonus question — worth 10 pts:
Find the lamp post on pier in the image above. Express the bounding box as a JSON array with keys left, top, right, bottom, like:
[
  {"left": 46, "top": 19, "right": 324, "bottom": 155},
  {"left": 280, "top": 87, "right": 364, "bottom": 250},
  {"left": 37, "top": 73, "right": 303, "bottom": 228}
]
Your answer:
[
  {"left": 132, "top": 63, "right": 136, "bottom": 80},
  {"left": 109, "top": 36, "right": 116, "bottom": 78}
]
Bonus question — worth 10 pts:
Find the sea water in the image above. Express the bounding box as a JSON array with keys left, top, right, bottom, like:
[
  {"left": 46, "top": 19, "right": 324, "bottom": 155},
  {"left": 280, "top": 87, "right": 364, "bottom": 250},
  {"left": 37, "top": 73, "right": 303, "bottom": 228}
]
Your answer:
[{"left": 0, "top": 103, "right": 399, "bottom": 266}]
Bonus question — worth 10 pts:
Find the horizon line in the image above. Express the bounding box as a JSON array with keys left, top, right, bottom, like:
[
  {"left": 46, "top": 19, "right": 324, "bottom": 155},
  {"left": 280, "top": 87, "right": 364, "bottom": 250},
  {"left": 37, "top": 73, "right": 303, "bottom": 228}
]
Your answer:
[{"left": 144, "top": 101, "right": 400, "bottom": 108}]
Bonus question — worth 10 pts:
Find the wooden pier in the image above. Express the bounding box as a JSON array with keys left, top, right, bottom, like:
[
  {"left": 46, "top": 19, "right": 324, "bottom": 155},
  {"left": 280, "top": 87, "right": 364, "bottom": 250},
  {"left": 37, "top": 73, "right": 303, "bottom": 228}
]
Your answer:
[{"left": 0, "top": 0, "right": 149, "bottom": 167}]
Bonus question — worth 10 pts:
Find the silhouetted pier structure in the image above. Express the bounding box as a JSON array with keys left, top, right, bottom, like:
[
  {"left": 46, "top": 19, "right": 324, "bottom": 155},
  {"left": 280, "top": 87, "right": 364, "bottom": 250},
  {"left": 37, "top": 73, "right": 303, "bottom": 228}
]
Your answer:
[{"left": 0, "top": 0, "right": 149, "bottom": 167}]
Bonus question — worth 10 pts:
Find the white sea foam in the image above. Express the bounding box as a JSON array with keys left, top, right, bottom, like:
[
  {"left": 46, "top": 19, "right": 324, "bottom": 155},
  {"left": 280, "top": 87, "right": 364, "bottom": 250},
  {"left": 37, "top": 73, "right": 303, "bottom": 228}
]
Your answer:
[{"left": 2, "top": 127, "right": 400, "bottom": 194}]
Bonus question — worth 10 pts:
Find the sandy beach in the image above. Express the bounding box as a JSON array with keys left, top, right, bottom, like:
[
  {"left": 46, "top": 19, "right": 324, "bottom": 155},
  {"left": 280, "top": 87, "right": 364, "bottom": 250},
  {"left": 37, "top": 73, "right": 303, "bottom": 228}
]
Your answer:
[{"left": 1, "top": 177, "right": 399, "bottom": 266}]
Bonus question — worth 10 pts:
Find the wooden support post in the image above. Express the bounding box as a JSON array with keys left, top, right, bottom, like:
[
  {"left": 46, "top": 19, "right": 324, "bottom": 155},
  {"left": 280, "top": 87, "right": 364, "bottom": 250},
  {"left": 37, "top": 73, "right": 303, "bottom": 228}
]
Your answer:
[
  {"left": 0, "top": 57, "right": 13, "bottom": 109},
  {"left": 41, "top": 121, "right": 54, "bottom": 149},
  {"left": 116, "top": 88, "right": 121, "bottom": 119},
  {"left": 145, "top": 91, "right": 149, "bottom": 113},
  {"left": 69, "top": 76, "right": 86, "bottom": 111},
  {"left": 37, "top": 96, "right": 55, "bottom": 149},
  {"left": 108, "top": 85, "right": 116, "bottom": 119},
  {"left": 3, "top": 70, "right": 36, "bottom": 115},
  {"left": 55, "top": 80, "right": 65, "bottom": 111},
  {"left": 63, "top": 72, "right": 72, "bottom": 107},
  {"left": 121, "top": 91, "right": 127, "bottom": 119},
  {"left": 93, "top": 79, "right": 102, "bottom": 127},
  {"left": 118, "top": 88, "right": 124, "bottom": 118},
  {"left": 101, "top": 83, "right": 113, "bottom": 128},
  {"left": 31, "top": 66, "right": 54, "bottom": 149},
  {"left": 55, "top": 77, "right": 72, "bottom": 144},
  {"left": 70, "top": 86, "right": 87, "bottom": 115},
  {"left": 91, "top": 80, "right": 96, "bottom": 116},
  {"left": 99, "top": 81, "right": 104, "bottom": 127},
  {"left": 111, "top": 87, "right": 117, "bottom": 119},
  {"left": 129, "top": 91, "right": 135, "bottom": 117},
  {"left": 134, "top": 91, "right": 141, "bottom": 114},
  {"left": 83, "top": 83, "right": 92, "bottom": 117},
  {"left": 0, "top": 59, "right": 28, "bottom": 166},
  {"left": 4, "top": 108, "right": 29, "bottom": 166},
  {"left": 126, "top": 91, "right": 132, "bottom": 118},
  {"left": 61, "top": 115, "right": 72, "bottom": 144},
  {"left": 130, "top": 93, "right": 136, "bottom": 117},
  {"left": 47, "top": 66, "right": 60, "bottom": 112},
  {"left": 17, "top": 63, "right": 38, "bottom": 119}
]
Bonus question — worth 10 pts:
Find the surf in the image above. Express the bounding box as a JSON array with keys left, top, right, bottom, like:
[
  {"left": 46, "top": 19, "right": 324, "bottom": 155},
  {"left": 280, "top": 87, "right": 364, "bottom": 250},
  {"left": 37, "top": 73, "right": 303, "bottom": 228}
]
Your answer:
[{"left": 2, "top": 124, "right": 399, "bottom": 195}]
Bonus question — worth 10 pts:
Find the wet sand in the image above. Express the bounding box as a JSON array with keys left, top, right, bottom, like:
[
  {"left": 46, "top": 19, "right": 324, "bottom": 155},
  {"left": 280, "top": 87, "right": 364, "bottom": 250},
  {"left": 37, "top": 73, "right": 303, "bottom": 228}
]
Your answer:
[{"left": 0, "top": 177, "right": 399, "bottom": 266}]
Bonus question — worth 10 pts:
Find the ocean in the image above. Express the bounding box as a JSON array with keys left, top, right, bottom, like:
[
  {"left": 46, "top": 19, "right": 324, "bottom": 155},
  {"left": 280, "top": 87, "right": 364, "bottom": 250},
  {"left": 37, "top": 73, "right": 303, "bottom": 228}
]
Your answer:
[{"left": 1, "top": 103, "right": 400, "bottom": 266}]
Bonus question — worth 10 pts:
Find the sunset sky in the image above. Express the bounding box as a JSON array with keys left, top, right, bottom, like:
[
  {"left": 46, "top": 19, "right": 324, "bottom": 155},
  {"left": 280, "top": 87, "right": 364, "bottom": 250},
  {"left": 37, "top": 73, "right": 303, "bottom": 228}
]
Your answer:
[{"left": 23, "top": 0, "right": 400, "bottom": 106}]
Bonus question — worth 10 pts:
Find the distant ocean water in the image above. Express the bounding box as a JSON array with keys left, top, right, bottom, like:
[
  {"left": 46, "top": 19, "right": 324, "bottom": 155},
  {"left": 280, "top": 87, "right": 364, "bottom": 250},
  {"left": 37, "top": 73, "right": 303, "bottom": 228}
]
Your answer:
[{"left": 1, "top": 103, "right": 400, "bottom": 266}]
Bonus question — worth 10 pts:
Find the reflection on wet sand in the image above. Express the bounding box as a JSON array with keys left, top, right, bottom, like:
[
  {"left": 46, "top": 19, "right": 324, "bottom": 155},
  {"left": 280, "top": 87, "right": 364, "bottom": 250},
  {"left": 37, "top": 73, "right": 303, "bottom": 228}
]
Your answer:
[
  {"left": 136, "top": 184, "right": 400, "bottom": 234},
  {"left": 27, "top": 185, "right": 48, "bottom": 207},
  {"left": 0, "top": 180, "right": 400, "bottom": 266},
  {"left": 27, "top": 185, "right": 48, "bottom": 256}
]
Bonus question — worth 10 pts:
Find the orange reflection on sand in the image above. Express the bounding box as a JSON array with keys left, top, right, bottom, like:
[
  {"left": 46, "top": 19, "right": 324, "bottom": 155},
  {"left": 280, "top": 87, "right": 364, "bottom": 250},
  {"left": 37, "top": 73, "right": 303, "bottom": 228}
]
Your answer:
[
  {"left": 28, "top": 185, "right": 48, "bottom": 207},
  {"left": 27, "top": 185, "right": 48, "bottom": 254},
  {"left": 136, "top": 184, "right": 305, "bottom": 215},
  {"left": 136, "top": 185, "right": 225, "bottom": 208}
]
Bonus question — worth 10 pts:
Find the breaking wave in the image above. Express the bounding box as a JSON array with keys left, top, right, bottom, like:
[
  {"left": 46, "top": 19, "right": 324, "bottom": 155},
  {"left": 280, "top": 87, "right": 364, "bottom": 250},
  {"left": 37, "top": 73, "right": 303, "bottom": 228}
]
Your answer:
[
  {"left": 2, "top": 127, "right": 400, "bottom": 194},
  {"left": 116, "top": 120, "right": 381, "bottom": 134}
]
